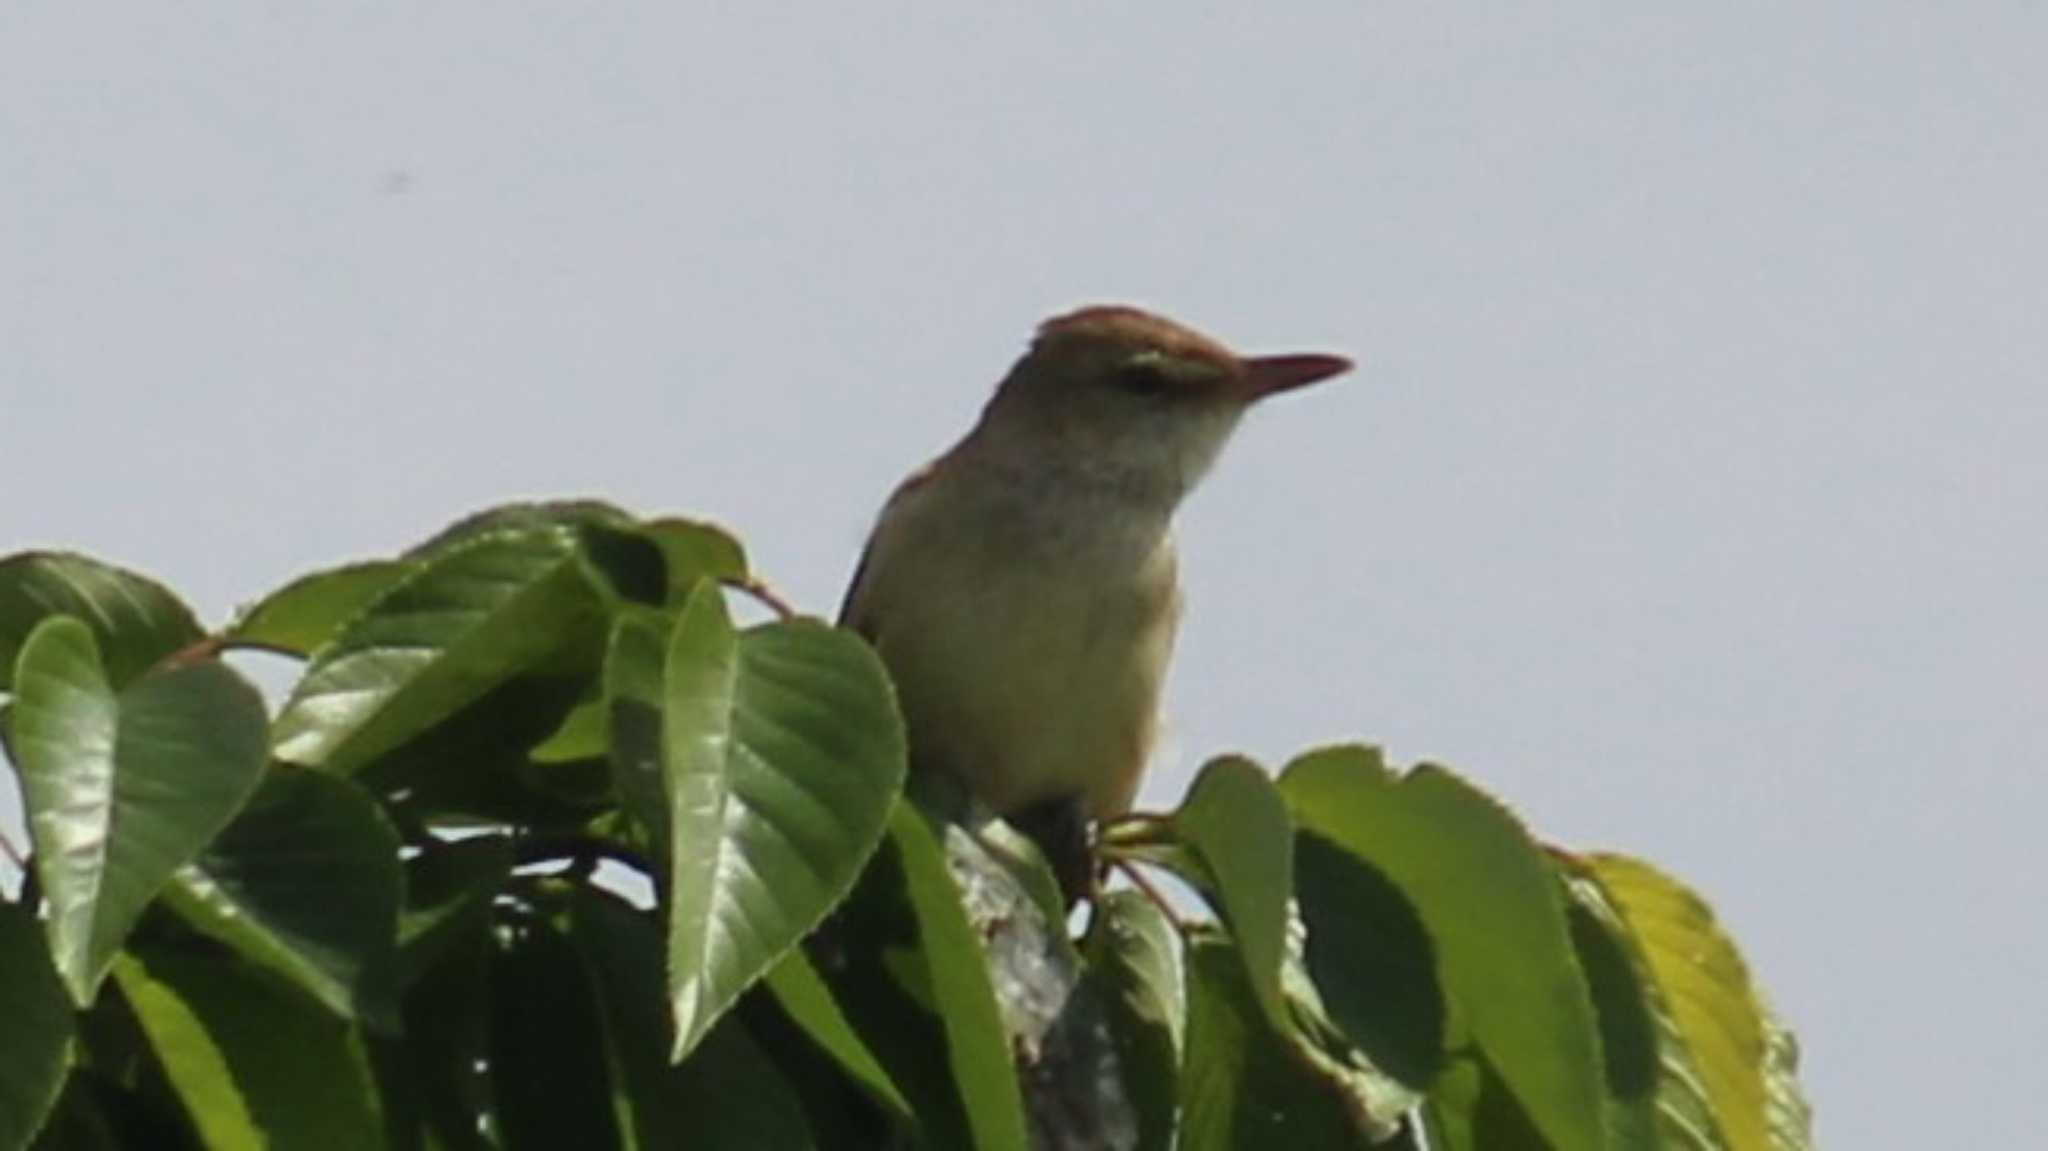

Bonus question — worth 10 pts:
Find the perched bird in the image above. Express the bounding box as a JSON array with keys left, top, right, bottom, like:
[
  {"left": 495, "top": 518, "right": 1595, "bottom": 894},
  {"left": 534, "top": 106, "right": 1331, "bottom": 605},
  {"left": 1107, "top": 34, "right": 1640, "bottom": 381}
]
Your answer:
[{"left": 840, "top": 305, "right": 1350, "bottom": 894}]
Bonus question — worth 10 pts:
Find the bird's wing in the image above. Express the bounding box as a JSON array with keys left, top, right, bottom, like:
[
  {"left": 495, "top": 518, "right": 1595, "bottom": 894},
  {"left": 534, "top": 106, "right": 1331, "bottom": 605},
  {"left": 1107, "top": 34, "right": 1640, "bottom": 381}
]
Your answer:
[{"left": 837, "top": 457, "right": 944, "bottom": 634}]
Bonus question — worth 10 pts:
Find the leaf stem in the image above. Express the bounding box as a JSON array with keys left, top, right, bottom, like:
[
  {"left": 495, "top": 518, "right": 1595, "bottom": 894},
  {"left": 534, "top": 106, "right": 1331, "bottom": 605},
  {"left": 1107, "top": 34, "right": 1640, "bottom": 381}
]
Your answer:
[
  {"left": 0, "top": 825, "right": 24, "bottom": 871},
  {"left": 511, "top": 833, "right": 653, "bottom": 879},
  {"left": 150, "top": 633, "right": 228, "bottom": 673},
  {"left": 1111, "top": 858, "right": 1193, "bottom": 935},
  {"left": 722, "top": 575, "right": 798, "bottom": 622}
]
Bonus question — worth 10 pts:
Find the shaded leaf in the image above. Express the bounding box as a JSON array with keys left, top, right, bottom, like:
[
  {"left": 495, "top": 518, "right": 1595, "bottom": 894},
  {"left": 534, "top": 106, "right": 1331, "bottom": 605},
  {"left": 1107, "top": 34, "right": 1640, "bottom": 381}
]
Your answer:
[
  {"left": 113, "top": 948, "right": 383, "bottom": 1151},
  {"left": 1083, "top": 891, "right": 1185, "bottom": 1151},
  {"left": 1277, "top": 908, "right": 1426, "bottom": 1140},
  {"left": 395, "top": 834, "right": 513, "bottom": 985},
  {"left": 225, "top": 561, "right": 413, "bottom": 657},
  {"left": 639, "top": 517, "right": 749, "bottom": 604},
  {"left": 1279, "top": 747, "right": 1608, "bottom": 1151},
  {"left": 1180, "top": 934, "right": 1397, "bottom": 1150},
  {"left": 763, "top": 948, "right": 912, "bottom": 1121},
  {"left": 602, "top": 607, "right": 670, "bottom": 853},
  {"left": 488, "top": 919, "right": 623, "bottom": 1151},
  {"left": 0, "top": 553, "right": 202, "bottom": 692},
  {"left": 0, "top": 903, "right": 74, "bottom": 1150},
  {"left": 26, "top": 1071, "right": 177, "bottom": 1151},
  {"left": 160, "top": 770, "right": 402, "bottom": 1027},
  {"left": 660, "top": 586, "right": 906, "bottom": 1060},
  {"left": 1563, "top": 895, "right": 1662, "bottom": 1147},
  {"left": 1424, "top": 1055, "right": 1553, "bottom": 1151},
  {"left": 353, "top": 673, "right": 604, "bottom": 830},
  {"left": 816, "top": 802, "right": 1029, "bottom": 1151},
  {"left": 380, "top": 901, "right": 497, "bottom": 1150},
  {"left": 1293, "top": 831, "right": 1444, "bottom": 1087},
  {"left": 272, "top": 528, "right": 611, "bottom": 774},
  {"left": 569, "top": 889, "right": 818, "bottom": 1150},
  {"left": 12, "top": 618, "right": 269, "bottom": 1004}
]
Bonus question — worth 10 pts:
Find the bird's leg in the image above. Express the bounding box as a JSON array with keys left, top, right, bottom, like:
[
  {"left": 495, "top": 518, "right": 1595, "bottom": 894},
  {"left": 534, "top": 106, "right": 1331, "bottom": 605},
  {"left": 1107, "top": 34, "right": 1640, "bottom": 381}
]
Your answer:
[{"left": 1006, "top": 793, "right": 1096, "bottom": 906}]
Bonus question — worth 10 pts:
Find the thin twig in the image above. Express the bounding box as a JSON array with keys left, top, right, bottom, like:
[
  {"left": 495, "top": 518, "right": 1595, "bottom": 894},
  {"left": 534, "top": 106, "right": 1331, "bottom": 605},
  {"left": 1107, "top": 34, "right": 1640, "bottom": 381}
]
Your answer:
[
  {"left": 1111, "top": 857, "right": 1193, "bottom": 935},
  {"left": 511, "top": 833, "right": 654, "bottom": 879},
  {"left": 0, "top": 826, "right": 25, "bottom": 871},
  {"left": 722, "top": 575, "right": 799, "bottom": 622},
  {"left": 149, "top": 633, "right": 228, "bottom": 674}
]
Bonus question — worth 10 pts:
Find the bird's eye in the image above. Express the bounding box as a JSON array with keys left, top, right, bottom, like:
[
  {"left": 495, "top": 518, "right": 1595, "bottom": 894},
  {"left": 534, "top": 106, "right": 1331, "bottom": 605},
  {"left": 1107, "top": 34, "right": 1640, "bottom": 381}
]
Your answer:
[{"left": 1114, "top": 361, "right": 1176, "bottom": 397}]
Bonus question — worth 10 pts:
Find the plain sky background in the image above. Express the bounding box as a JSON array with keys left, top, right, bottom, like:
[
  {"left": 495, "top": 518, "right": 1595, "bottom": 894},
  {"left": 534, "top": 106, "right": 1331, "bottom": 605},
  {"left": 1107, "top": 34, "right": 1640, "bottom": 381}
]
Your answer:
[{"left": 4, "top": 6, "right": 2043, "bottom": 1144}]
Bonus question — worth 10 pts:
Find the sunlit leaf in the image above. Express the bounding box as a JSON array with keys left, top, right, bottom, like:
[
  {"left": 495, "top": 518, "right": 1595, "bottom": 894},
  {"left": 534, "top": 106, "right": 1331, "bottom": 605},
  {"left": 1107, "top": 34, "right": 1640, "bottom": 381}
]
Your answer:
[
  {"left": 12, "top": 618, "right": 268, "bottom": 1004},
  {"left": 659, "top": 585, "right": 905, "bottom": 1060},
  {"left": 1280, "top": 746, "right": 1608, "bottom": 1151},
  {"left": 1581, "top": 854, "right": 1815, "bottom": 1151},
  {"left": 0, "top": 552, "right": 202, "bottom": 691},
  {"left": 225, "top": 561, "right": 413, "bottom": 657},
  {"left": 272, "top": 527, "right": 612, "bottom": 774},
  {"left": 1161, "top": 757, "right": 1294, "bottom": 1028}
]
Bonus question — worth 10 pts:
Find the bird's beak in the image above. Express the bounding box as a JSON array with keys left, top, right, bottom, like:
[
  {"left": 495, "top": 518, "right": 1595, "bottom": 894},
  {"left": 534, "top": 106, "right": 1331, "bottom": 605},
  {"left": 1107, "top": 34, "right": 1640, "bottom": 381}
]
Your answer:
[{"left": 1237, "top": 353, "right": 1353, "bottom": 402}]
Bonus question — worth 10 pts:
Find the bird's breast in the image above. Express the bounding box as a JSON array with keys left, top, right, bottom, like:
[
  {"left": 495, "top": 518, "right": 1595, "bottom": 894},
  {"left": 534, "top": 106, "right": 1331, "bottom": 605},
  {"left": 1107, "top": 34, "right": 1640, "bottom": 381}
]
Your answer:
[{"left": 853, "top": 486, "right": 1182, "bottom": 819}]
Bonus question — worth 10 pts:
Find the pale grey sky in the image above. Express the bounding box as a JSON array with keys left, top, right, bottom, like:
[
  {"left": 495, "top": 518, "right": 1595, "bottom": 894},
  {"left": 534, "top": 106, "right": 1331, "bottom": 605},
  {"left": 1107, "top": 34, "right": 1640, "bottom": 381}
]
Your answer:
[{"left": 5, "top": 6, "right": 2043, "bottom": 1144}]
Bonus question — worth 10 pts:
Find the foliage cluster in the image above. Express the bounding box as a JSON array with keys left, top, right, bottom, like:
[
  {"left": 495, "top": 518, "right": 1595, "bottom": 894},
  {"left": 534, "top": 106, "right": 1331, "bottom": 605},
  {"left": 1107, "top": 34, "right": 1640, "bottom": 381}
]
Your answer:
[{"left": 0, "top": 502, "right": 1812, "bottom": 1149}]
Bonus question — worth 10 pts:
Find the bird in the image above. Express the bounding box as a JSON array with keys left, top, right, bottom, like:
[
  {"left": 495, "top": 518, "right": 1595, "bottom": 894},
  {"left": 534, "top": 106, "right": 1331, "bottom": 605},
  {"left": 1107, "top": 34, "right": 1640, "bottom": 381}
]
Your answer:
[{"left": 839, "top": 305, "right": 1351, "bottom": 896}]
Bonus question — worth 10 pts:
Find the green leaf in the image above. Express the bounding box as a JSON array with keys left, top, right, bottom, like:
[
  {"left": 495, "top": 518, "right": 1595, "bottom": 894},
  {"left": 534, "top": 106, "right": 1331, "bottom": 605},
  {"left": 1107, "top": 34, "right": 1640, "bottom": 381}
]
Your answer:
[
  {"left": 1760, "top": 1012, "right": 1813, "bottom": 1150},
  {"left": 763, "top": 948, "right": 912, "bottom": 1121},
  {"left": 225, "top": 561, "right": 413, "bottom": 657},
  {"left": 640, "top": 517, "right": 749, "bottom": 603},
  {"left": 1180, "top": 933, "right": 1406, "bottom": 1150},
  {"left": 818, "top": 803, "right": 1029, "bottom": 1151},
  {"left": 1563, "top": 895, "right": 1662, "bottom": 1147},
  {"left": 405, "top": 499, "right": 637, "bottom": 558},
  {"left": 382, "top": 902, "right": 497, "bottom": 1150},
  {"left": 1279, "top": 747, "right": 1608, "bottom": 1151},
  {"left": 113, "top": 947, "right": 384, "bottom": 1151},
  {"left": 23, "top": 1073, "right": 147, "bottom": 1151},
  {"left": 0, "top": 552, "right": 202, "bottom": 691},
  {"left": 659, "top": 586, "right": 906, "bottom": 1060},
  {"left": 568, "top": 889, "right": 819, "bottom": 1150},
  {"left": 602, "top": 606, "right": 671, "bottom": 852},
  {"left": 1278, "top": 914, "right": 1427, "bottom": 1140},
  {"left": 488, "top": 918, "right": 625, "bottom": 1150},
  {"left": 272, "top": 527, "right": 612, "bottom": 774},
  {"left": 12, "top": 618, "right": 269, "bottom": 1005},
  {"left": 352, "top": 673, "right": 605, "bottom": 830},
  {"left": 884, "top": 804, "right": 1029, "bottom": 1151},
  {"left": 1292, "top": 831, "right": 1444, "bottom": 1086},
  {"left": 1424, "top": 1055, "right": 1553, "bottom": 1151},
  {"left": 1582, "top": 854, "right": 1814, "bottom": 1151},
  {"left": 0, "top": 903, "right": 74, "bottom": 1150},
  {"left": 1083, "top": 892, "right": 1185, "bottom": 1151},
  {"left": 395, "top": 834, "right": 513, "bottom": 984},
  {"left": 405, "top": 499, "right": 671, "bottom": 606},
  {"left": 160, "top": 770, "right": 402, "bottom": 1027},
  {"left": 1162, "top": 757, "right": 1294, "bottom": 1029}
]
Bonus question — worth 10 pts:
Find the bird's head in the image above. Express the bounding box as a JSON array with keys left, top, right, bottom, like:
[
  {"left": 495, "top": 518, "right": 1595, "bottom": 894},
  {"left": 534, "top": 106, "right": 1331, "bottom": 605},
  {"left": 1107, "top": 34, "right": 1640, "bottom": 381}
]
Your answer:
[{"left": 975, "top": 304, "right": 1352, "bottom": 502}]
